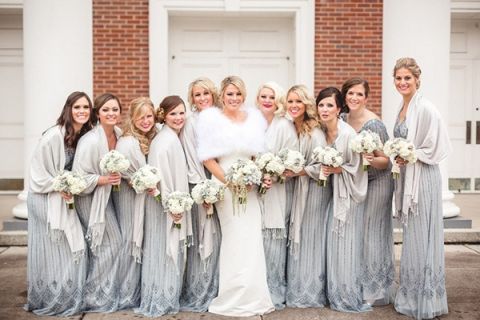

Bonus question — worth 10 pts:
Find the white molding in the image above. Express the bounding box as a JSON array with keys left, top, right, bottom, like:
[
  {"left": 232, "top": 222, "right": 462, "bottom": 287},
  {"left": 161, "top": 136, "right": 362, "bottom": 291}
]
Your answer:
[
  {"left": 0, "top": 0, "right": 22, "bottom": 10},
  {"left": 451, "top": 0, "right": 480, "bottom": 13},
  {"left": 149, "top": 0, "right": 314, "bottom": 103}
]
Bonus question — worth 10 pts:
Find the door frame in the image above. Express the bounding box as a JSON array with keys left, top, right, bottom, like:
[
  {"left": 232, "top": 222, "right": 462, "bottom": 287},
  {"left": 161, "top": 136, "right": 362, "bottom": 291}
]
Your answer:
[{"left": 149, "top": 0, "right": 314, "bottom": 104}]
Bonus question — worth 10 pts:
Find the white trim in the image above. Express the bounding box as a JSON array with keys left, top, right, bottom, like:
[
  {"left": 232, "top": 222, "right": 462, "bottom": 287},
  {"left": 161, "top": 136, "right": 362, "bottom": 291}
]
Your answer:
[
  {"left": 451, "top": 0, "right": 480, "bottom": 13},
  {"left": 0, "top": 0, "right": 22, "bottom": 10},
  {"left": 149, "top": 0, "right": 314, "bottom": 103}
]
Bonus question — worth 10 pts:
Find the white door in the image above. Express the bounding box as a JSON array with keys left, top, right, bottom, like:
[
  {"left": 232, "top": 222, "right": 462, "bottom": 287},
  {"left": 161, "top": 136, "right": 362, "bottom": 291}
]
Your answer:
[
  {"left": 0, "top": 12, "right": 23, "bottom": 179},
  {"left": 449, "top": 19, "right": 480, "bottom": 192},
  {"left": 169, "top": 15, "right": 295, "bottom": 106}
]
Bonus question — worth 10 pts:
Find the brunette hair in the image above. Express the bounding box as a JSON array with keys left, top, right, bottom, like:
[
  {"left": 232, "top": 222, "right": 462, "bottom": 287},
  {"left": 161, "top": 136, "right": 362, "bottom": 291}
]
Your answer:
[
  {"left": 56, "top": 91, "right": 95, "bottom": 148},
  {"left": 340, "top": 78, "right": 370, "bottom": 113},
  {"left": 93, "top": 93, "right": 123, "bottom": 117},
  {"left": 156, "top": 95, "right": 185, "bottom": 123},
  {"left": 187, "top": 77, "right": 219, "bottom": 111},
  {"left": 286, "top": 85, "right": 319, "bottom": 136},
  {"left": 122, "top": 97, "right": 157, "bottom": 155}
]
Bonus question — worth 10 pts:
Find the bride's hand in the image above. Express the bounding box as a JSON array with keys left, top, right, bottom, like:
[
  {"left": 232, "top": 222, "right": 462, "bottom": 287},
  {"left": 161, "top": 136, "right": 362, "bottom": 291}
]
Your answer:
[{"left": 170, "top": 213, "right": 183, "bottom": 223}]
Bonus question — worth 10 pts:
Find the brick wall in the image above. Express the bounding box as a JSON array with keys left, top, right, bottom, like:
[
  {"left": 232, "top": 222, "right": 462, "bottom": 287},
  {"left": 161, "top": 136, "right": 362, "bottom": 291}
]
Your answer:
[
  {"left": 93, "top": 0, "right": 149, "bottom": 115},
  {"left": 315, "top": 0, "right": 383, "bottom": 115}
]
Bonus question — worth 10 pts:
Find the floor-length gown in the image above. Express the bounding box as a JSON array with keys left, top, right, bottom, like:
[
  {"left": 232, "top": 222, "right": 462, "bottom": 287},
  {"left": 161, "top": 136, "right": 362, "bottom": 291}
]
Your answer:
[
  {"left": 393, "top": 119, "right": 448, "bottom": 319},
  {"left": 208, "top": 151, "right": 275, "bottom": 316}
]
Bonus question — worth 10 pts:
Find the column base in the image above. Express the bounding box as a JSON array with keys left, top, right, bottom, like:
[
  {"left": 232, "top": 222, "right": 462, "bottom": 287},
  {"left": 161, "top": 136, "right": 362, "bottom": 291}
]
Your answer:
[
  {"left": 12, "top": 190, "right": 28, "bottom": 220},
  {"left": 443, "top": 190, "right": 460, "bottom": 219}
]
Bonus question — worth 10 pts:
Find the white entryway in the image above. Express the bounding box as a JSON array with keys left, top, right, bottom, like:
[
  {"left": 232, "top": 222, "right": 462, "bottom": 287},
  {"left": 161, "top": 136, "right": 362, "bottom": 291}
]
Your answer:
[
  {"left": 168, "top": 15, "right": 295, "bottom": 105},
  {"left": 449, "top": 18, "right": 480, "bottom": 192},
  {"left": 0, "top": 10, "right": 23, "bottom": 179}
]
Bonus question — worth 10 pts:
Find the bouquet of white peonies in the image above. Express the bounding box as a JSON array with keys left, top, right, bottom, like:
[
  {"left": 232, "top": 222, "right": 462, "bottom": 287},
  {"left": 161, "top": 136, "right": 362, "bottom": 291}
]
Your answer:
[
  {"left": 278, "top": 148, "right": 306, "bottom": 174},
  {"left": 191, "top": 179, "right": 225, "bottom": 218},
  {"left": 350, "top": 130, "right": 383, "bottom": 171},
  {"left": 255, "top": 152, "right": 286, "bottom": 194},
  {"left": 99, "top": 150, "right": 130, "bottom": 191},
  {"left": 224, "top": 159, "right": 262, "bottom": 210},
  {"left": 165, "top": 191, "right": 194, "bottom": 229},
  {"left": 131, "top": 165, "right": 162, "bottom": 201},
  {"left": 383, "top": 137, "right": 417, "bottom": 179},
  {"left": 311, "top": 146, "right": 343, "bottom": 187},
  {"left": 52, "top": 170, "right": 88, "bottom": 209}
]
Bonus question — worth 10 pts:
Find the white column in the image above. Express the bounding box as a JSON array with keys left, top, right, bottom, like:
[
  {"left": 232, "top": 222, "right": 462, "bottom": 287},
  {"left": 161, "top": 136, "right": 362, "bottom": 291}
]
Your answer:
[
  {"left": 12, "top": 0, "right": 93, "bottom": 219},
  {"left": 382, "top": 0, "right": 459, "bottom": 218}
]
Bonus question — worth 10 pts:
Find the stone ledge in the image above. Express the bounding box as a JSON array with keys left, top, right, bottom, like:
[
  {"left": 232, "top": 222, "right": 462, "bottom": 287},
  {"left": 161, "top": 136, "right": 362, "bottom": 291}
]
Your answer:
[
  {"left": 0, "top": 231, "right": 27, "bottom": 246},
  {"left": 394, "top": 229, "right": 480, "bottom": 244}
]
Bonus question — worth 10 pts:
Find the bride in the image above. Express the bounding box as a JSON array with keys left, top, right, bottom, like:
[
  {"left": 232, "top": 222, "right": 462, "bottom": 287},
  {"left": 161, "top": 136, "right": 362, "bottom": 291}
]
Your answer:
[{"left": 196, "top": 76, "right": 275, "bottom": 316}]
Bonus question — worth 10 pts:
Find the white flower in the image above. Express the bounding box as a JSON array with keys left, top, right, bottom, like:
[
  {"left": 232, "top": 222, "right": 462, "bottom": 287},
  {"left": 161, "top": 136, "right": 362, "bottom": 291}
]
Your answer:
[
  {"left": 277, "top": 148, "right": 305, "bottom": 173},
  {"left": 225, "top": 159, "right": 262, "bottom": 208},
  {"left": 131, "top": 165, "right": 162, "bottom": 194},
  {"left": 165, "top": 191, "right": 194, "bottom": 214},
  {"left": 99, "top": 150, "right": 130, "bottom": 174},
  {"left": 191, "top": 179, "right": 225, "bottom": 205},
  {"left": 312, "top": 146, "right": 343, "bottom": 167},
  {"left": 350, "top": 130, "right": 383, "bottom": 154},
  {"left": 52, "top": 171, "right": 87, "bottom": 195},
  {"left": 383, "top": 138, "right": 417, "bottom": 163}
]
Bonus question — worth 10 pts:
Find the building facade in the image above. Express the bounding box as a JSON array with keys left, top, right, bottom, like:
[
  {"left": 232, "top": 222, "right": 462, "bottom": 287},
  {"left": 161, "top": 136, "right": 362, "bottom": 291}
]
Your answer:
[{"left": 1, "top": 0, "right": 479, "bottom": 218}]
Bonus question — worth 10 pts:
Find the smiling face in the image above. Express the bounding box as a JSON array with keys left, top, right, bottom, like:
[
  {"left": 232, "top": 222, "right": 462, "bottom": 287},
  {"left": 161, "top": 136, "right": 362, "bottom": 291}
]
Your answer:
[
  {"left": 286, "top": 91, "right": 305, "bottom": 121},
  {"left": 345, "top": 84, "right": 368, "bottom": 112},
  {"left": 394, "top": 67, "right": 418, "bottom": 99},
  {"left": 134, "top": 107, "right": 155, "bottom": 134},
  {"left": 257, "top": 87, "right": 276, "bottom": 117},
  {"left": 71, "top": 96, "right": 91, "bottom": 127},
  {"left": 98, "top": 98, "right": 121, "bottom": 126},
  {"left": 222, "top": 84, "right": 244, "bottom": 112},
  {"left": 317, "top": 95, "right": 339, "bottom": 124},
  {"left": 164, "top": 103, "right": 186, "bottom": 133},
  {"left": 192, "top": 85, "right": 213, "bottom": 111}
]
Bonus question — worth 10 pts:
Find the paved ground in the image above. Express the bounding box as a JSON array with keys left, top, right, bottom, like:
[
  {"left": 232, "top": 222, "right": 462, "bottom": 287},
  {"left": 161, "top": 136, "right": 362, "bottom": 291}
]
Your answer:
[{"left": 1, "top": 245, "right": 479, "bottom": 320}]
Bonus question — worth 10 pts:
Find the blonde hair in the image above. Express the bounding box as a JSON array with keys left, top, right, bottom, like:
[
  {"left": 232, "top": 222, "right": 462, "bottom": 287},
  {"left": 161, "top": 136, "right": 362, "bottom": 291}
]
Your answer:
[
  {"left": 219, "top": 76, "right": 246, "bottom": 107},
  {"left": 122, "top": 97, "right": 156, "bottom": 155},
  {"left": 393, "top": 57, "right": 422, "bottom": 89},
  {"left": 286, "top": 85, "right": 319, "bottom": 136},
  {"left": 187, "top": 77, "right": 219, "bottom": 111},
  {"left": 255, "top": 81, "right": 286, "bottom": 116}
]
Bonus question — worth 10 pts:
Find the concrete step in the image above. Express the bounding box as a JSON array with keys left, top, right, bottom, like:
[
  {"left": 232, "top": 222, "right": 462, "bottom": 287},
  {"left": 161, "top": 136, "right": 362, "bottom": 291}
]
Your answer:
[
  {"left": 393, "top": 215, "right": 473, "bottom": 229},
  {"left": 0, "top": 230, "right": 27, "bottom": 246}
]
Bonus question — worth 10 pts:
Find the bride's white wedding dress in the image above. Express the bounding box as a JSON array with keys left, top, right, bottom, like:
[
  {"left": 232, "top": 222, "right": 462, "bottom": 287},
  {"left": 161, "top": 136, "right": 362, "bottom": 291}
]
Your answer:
[{"left": 197, "top": 106, "right": 274, "bottom": 317}]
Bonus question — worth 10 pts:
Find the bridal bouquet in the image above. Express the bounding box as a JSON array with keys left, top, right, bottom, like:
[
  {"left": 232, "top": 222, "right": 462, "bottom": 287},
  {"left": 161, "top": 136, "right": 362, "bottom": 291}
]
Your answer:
[
  {"left": 311, "top": 146, "right": 343, "bottom": 187},
  {"left": 191, "top": 179, "right": 225, "bottom": 218},
  {"left": 350, "top": 130, "right": 383, "bottom": 171},
  {"left": 99, "top": 150, "right": 130, "bottom": 191},
  {"left": 255, "top": 152, "right": 286, "bottom": 194},
  {"left": 52, "top": 170, "right": 87, "bottom": 209},
  {"left": 165, "top": 191, "right": 194, "bottom": 229},
  {"left": 383, "top": 137, "right": 417, "bottom": 179},
  {"left": 131, "top": 165, "right": 162, "bottom": 201},
  {"left": 278, "top": 148, "right": 306, "bottom": 174},
  {"left": 224, "top": 159, "right": 262, "bottom": 209}
]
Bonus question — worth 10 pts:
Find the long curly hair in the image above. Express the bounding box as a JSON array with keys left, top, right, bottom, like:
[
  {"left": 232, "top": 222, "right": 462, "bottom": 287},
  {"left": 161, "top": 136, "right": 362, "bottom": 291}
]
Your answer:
[
  {"left": 286, "top": 85, "right": 319, "bottom": 136},
  {"left": 56, "top": 91, "right": 95, "bottom": 148},
  {"left": 122, "top": 97, "right": 157, "bottom": 155}
]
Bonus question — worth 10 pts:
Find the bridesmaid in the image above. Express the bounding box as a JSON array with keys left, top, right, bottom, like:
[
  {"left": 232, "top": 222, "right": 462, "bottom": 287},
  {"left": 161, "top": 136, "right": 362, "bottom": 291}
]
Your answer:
[
  {"left": 392, "top": 57, "right": 449, "bottom": 319},
  {"left": 136, "top": 95, "right": 191, "bottom": 317},
  {"left": 73, "top": 93, "right": 123, "bottom": 312},
  {"left": 26, "top": 91, "right": 95, "bottom": 316},
  {"left": 341, "top": 78, "right": 395, "bottom": 306},
  {"left": 284, "top": 85, "right": 331, "bottom": 308},
  {"left": 255, "top": 81, "right": 297, "bottom": 309},
  {"left": 179, "top": 77, "right": 222, "bottom": 312},
  {"left": 317, "top": 87, "right": 369, "bottom": 312},
  {"left": 112, "top": 97, "right": 157, "bottom": 309}
]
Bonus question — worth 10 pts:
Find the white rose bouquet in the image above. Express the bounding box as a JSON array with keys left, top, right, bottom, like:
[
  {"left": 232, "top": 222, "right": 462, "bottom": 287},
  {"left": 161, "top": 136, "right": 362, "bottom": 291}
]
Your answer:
[
  {"left": 131, "top": 165, "right": 162, "bottom": 201},
  {"left": 255, "top": 152, "right": 286, "bottom": 194},
  {"left": 99, "top": 150, "right": 130, "bottom": 191},
  {"left": 164, "top": 191, "right": 194, "bottom": 229},
  {"left": 224, "top": 159, "right": 262, "bottom": 209},
  {"left": 383, "top": 137, "right": 417, "bottom": 179},
  {"left": 278, "top": 148, "right": 306, "bottom": 174},
  {"left": 350, "top": 130, "right": 383, "bottom": 171},
  {"left": 52, "top": 170, "right": 88, "bottom": 209},
  {"left": 191, "top": 179, "right": 225, "bottom": 218},
  {"left": 311, "top": 146, "right": 343, "bottom": 187}
]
